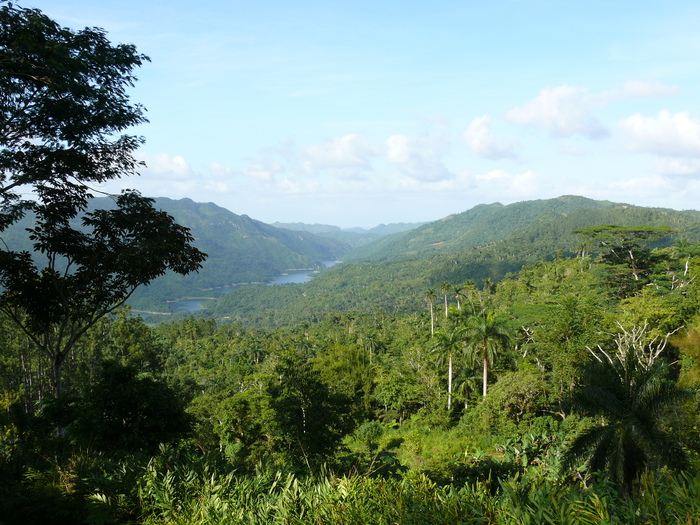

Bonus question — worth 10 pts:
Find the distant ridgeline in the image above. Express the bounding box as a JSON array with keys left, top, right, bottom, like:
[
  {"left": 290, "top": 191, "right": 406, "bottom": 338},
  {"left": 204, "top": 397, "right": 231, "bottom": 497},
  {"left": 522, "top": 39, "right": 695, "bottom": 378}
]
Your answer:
[
  {"left": 3, "top": 195, "right": 700, "bottom": 323},
  {"left": 202, "top": 196, "right": 700, "bottom": 328}
]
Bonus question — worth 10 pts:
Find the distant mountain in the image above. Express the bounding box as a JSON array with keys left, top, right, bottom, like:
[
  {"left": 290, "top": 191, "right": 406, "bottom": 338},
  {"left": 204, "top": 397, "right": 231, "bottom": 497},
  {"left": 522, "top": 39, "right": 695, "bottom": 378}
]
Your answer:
[
  {"left": 128, "top": 198, "right": 356, "bottom": 311},
  {"left": 344, "top": 195, "right": 700, "bottom": 262},
  {"left": 272, "top": 220, "right": 425, "bottom": 248},
  {"left": 1, "top": 197, "right": 353, "bottom": 313},
  {"left": 204, "top": 196, "right": 700, "bottom": 328}
]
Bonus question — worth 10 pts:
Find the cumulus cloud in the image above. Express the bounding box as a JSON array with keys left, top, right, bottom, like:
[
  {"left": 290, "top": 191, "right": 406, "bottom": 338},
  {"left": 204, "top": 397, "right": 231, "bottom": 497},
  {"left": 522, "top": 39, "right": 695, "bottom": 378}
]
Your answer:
[
  {"left": 303, "top": 134, "right": 379, "bottom": 180},
  {"left": 386, "top": 133, "right": 452, "bottom": 181},
  {"left": 506, "top": 85, "right": 609, "bottom": 139},
  {"left": 463, "top": 115, "right": 518, "bottom": 159},
  {"left": 620, "top": 110, "right": 700, "bottom": 157}
]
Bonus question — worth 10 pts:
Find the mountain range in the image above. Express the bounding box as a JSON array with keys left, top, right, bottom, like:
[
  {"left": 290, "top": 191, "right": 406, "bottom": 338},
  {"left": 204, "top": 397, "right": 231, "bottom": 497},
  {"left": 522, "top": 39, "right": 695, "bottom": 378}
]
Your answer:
[{"left": 4, "top": 194, "right": 700, "bottom": 323}]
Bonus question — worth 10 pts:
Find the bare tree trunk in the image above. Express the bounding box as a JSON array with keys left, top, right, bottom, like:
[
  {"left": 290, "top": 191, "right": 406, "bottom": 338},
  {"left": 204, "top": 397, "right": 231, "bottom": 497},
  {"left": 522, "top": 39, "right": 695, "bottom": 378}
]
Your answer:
[{"left": 447, "top": 353, "right": 452, "bottom": 410}]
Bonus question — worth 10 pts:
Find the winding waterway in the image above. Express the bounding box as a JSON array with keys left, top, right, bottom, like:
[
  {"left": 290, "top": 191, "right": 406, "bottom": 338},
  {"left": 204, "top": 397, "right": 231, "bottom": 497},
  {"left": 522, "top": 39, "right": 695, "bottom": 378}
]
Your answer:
[{"left": 172, "top": 261, "right": 336, "bottom": 313}]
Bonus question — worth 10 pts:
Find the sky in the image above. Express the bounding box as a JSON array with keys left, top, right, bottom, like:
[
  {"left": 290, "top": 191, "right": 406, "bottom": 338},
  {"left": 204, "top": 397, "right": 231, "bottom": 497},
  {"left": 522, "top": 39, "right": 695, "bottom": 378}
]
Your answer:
[{"left": 22, "top": 0, "right": 700, "bottom": 228}]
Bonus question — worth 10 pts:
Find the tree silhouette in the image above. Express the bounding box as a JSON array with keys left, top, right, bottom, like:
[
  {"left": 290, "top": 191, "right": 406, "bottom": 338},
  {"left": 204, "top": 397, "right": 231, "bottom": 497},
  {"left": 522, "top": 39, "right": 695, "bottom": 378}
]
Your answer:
[{"left": 0, "top": 5, "right": 206, "bottom": 397}]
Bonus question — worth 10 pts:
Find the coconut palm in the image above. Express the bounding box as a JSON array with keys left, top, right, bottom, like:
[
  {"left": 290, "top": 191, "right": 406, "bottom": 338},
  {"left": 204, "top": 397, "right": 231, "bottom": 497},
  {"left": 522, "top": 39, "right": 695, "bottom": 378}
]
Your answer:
[
  {"left": 432, "top": 325, "right": 466, "bottom": 410},
  {"left": 464, "top": 309, "right": 510, "bottom": 396},
  {"left": 562, "top": 354, "right": 688, "bottom": 494}
]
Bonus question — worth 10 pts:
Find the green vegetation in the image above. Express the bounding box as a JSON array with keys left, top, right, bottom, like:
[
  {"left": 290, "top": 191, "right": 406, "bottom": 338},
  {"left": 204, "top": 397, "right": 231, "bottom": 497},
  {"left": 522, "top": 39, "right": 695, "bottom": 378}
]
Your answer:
[
  {"left": 5, "top": 4, "right": 700, "bottom": 523},
  {"left": 4, "top": 232, "right": 700, "bottom": 522}
]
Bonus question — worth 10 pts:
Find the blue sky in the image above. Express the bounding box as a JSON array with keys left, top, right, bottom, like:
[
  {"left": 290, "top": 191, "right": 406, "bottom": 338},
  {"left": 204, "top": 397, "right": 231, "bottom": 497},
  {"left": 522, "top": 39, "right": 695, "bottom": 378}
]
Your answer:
[{"left": 25, "top": 0, "right": 700, "bottom": 227}]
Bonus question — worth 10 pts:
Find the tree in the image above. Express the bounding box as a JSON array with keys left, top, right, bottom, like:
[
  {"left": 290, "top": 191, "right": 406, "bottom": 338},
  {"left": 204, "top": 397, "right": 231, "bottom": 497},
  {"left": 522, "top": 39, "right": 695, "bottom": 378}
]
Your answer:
[
  {"left": 425, "top": 288, "right": 437, "bottom": 336},
  {"left": 432, "top": 325, "right": 466, "bottom": 410},
  {"left": 0, "top": 2, "right": 148, "bottom": 229},
  {"left": 0, "top": 192, "right": 206, "bottom": 396},
  {"left": 0, "top": 5, "right": 206, "bottom": 397},
  {"left": 440, "top": 281, "right": 452, "bottom": 318},
  {"left": 573, "top": 225, "right": 675, "bottom": 296},
  {"left": 464, "top": 309, "right": 510, "bottom": 396},
  {"left": 562, "top": 330, "right": 688, "bottom": 493}
]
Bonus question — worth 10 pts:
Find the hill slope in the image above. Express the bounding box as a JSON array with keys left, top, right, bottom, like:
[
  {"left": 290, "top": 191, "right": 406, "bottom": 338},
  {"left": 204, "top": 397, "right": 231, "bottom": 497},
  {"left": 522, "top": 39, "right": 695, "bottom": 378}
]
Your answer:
[
  {"left": 204, "top": 197, "right": 700, "bottom": 327},
  {"left": 345, "top": 195, "right": 622, "bottom": 261},
  {"left": 0, "top": 197, "right": 352, "bottom": 313}
]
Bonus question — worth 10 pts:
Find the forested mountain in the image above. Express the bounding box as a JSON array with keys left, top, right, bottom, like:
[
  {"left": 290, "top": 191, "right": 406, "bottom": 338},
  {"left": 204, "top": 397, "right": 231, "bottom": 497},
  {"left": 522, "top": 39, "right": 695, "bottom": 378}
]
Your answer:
[
  {"left": 272, "top": 220, "right": 425, "bottom": 248},
  {"left": 345, "top": 195, "right": 700, "bottom": 262},
  {"left": 0, "top": 197, "right": 353, "bottom": 313},
  {"left": 125, "top": 198, "right": 354, "bottom": 310},
  {"left": 5, "top": 194, "right": 700, "bottom": 320},
  {"left": 204, "top": 197, "right": 700, "bottom": 327}
]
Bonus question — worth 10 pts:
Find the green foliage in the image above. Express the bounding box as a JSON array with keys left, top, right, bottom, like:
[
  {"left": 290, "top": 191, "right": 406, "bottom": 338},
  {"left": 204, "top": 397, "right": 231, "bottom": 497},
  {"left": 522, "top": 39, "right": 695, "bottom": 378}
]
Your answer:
[
  {"left": 69, "top": 361, "right": 192, "bottom": 453},
  {"left": 562, "top": 343, "right": 689, "bottom": 492},
  {"left": 0, "top": 2, "right": 148, "bottom": 229},
  {"left": 0, "top": 4, "right": 206, "bottom": 398}
]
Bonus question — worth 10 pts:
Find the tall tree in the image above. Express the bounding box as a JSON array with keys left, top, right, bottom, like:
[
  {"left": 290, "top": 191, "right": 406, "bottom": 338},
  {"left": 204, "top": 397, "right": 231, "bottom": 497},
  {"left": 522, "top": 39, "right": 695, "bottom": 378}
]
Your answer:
[
  {"left": 0, "top": 2, "right": 148, "bottom": 228},
  {"left": 432, "top": 325, "right": 466, "bottom": 410},
  {"left": 440, "top": 281, "right": 452, "bottom": 318},
  {"left": 464, "top": 309, "right": 510, "bottom": 396},
  {"left": 0, "top": 4, "right": 206, "bottom": 397},
  {"left": 573, "top": 224, "right": 675, "bottom": 296},
  {"left": 424, "top": 288, "right": 437, "bottom": 336}
]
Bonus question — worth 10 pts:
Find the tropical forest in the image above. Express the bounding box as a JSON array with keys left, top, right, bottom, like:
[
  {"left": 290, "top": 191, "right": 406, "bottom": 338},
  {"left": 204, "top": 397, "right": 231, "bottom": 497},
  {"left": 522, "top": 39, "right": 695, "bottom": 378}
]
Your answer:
[{"left": 5, "top": 3, "right": 700, "bottom": 525}]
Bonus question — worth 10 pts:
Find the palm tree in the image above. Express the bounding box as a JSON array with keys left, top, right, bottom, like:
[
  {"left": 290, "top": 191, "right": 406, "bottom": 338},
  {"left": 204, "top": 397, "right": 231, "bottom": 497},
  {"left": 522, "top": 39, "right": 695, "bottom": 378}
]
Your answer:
[
  {"left": 562, "top": 353, "right": 688, "bottom": 494},
  {"left": 432, "top": 326, "right": 466, "bottom": 410},
  {"left": 453, "top": 285, "right": 464, "bottom": 311},
  {"left": 440, "top": 281, "right": 452, "bottom": 318},
  {"left": 424, "top": 288, "right": 437, "bottom": 336},
  {"left": 464, "top": 309, "right": 510, "bottom": 396},
  {"left": 453, "top": 365, "right": 479, "bottom": 410}
]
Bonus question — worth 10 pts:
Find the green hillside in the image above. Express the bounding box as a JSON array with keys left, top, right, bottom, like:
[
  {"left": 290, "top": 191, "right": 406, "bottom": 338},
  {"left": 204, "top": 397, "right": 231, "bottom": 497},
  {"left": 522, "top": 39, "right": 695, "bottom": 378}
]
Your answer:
[
  {"left": 127, "top": 198, "right": 353, "bottom": 311},
  {"left": 345, "top": 195, "right": 620, "bottom": 261},
  {"left": 0, "top": 197, "right": 353, "bottom": 313},
  {"left": 203, "top": 197, "right": 700, "bottom": 328},
  {"left": 272, "top": 220, "right": 424, "bottom": 248}
]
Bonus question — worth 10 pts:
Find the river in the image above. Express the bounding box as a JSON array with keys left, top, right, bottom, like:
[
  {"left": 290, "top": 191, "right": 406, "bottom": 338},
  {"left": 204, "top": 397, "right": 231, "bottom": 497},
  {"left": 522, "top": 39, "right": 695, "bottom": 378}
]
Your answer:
[{"left": 171, "top": 261, "right": 337, "bottom": 313}]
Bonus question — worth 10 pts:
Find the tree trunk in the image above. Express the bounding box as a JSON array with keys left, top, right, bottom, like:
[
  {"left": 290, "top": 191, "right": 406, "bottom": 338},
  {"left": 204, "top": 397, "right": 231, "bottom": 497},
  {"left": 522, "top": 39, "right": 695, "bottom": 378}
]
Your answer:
[
  {"left": 482, "top": 356, "right": 488, "bottom": 396},
  {"left": 447, "top": 353, "right": 452, "bottom": 410},
  {"left": 52, "top": 354, "right": 63, "bottom": 399}
]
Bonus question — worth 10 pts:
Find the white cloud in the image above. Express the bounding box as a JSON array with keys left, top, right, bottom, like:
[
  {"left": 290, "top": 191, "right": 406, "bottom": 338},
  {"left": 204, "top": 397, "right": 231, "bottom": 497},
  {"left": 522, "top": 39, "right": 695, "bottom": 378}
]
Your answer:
[
  {"left": 620, "top": 110, "right": 700, "bottom": 157},
  {"left": 303, "top": 134, "right": 378, "bottom": 180},
  {"left": 621, "top": 80, "right": 680, "bottom": 98},
  {"left": 609, "top": 174, "right": 675, "bottom": 195},
  {"left": 653, "top": 157, "right": 700, "bottom": 177},
  {"left": 507, "top": 85, "right": 609, "bottom": 139},
  {"left": 137, "top": 152, "right": 197, "bottom": 180},
  {"left": 507, "top": 81, "right": 680, "bottom": 142},
  {"left": 385, "top": 133, "right": 452, "bottom": 181},
  {"left": 474, "top": 169, "right": 543, "bottom": 197},
  {"left": 463, "top": 115, "right": 518, "bottom": 159}
]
